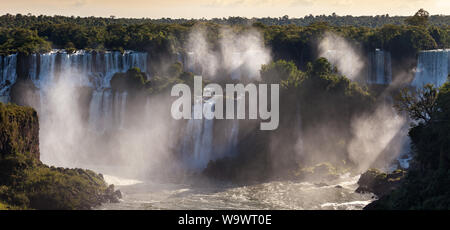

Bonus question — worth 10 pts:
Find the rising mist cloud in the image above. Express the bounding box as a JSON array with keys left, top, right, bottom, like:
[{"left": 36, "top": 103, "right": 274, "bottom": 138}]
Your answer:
[
  {"left": 348, "top": 105, "right": 407, "bottom": 172},
  {"left": 185, "top": 25, "right": 271, "bottom": 80},
  {"left": 318, "top": 32, "right": 364, "bottom": 80}
]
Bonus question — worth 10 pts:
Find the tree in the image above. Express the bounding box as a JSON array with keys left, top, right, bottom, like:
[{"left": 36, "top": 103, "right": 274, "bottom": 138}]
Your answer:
[
  {"left": 436, "top": 80, "right": 450, "bottom": 121},
  {"left": 260, "top": 60, "right": 304, "bottom": 85},
  {"left": 307, "top": 57, "right": 334, "bottom": 78},
  {"left": 110, "top": 67, "right": 148, "bottom": 92},
  {"left": 405, "top": 9, "right": 430, "bottom": 27},
  {"left": 394, "top": 84, "right": 439, "bottom": 124}
]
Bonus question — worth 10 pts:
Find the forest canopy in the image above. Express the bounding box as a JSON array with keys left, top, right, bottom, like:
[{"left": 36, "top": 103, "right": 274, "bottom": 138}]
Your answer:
[{"left": 0, "top": 10, "right": 448, "bottom": 57}]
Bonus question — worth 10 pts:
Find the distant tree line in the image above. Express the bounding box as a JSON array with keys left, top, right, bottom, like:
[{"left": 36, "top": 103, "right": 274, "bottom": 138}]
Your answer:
[
  {"left": 0, "top": 11, "right": 448, "bottom": 28},
  {"left": 0, "top": 9, "right": 448, "bottom": 70}
]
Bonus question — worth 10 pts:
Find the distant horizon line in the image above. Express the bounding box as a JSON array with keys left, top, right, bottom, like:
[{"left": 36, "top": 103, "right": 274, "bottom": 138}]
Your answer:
[{"left": 1, "top": 12, "right": 449, "bottom": 20}]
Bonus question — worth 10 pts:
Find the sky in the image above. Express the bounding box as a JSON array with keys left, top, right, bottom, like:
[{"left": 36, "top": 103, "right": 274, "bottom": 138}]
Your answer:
[{"left": 0, "top": 0, "right": 449, "bottom": 19}]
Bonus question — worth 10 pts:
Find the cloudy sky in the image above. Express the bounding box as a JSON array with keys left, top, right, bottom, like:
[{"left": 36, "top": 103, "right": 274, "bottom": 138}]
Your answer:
[{"left": 1, "top": 0, "right": 448, "bottom": 18}]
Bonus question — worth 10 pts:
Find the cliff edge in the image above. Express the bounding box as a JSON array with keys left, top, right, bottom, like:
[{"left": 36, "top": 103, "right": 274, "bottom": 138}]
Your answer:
[{"left": 0, "top": 102, "right": 120, "bottom": 210}]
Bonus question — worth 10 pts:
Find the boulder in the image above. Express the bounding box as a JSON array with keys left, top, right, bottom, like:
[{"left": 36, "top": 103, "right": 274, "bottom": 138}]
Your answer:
[{"left": 356, "top": 168, "right": 405, "bottom": 197}]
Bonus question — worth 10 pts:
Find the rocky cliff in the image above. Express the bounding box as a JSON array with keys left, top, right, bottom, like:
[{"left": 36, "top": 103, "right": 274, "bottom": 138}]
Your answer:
[
  {"left": 0, "top": 102, "right": 120, "bottom": 210},
  {"left": 0, "top": 102, "right": 39, "bottom": 160}
]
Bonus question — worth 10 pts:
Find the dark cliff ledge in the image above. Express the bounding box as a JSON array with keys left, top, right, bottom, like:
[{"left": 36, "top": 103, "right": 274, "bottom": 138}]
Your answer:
[
  {"left": 0, "top": 102, "right": 40, "bottom": 160},
  {"left": 356, "top": 169, "right": 406, "bottom": 198},
  {"left": 0, "top": 103, "right": 120, "bottom": 210}
]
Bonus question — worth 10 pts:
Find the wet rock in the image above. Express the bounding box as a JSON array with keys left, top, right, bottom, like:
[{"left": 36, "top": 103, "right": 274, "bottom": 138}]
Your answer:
[{"left": 356, "top": 168, "right": 405, "bottom": 197}]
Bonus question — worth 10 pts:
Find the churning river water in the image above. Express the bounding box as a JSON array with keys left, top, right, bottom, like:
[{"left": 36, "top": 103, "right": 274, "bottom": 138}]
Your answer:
[{"left": 97, "top": 174, "right": 374, "bottom": 210}]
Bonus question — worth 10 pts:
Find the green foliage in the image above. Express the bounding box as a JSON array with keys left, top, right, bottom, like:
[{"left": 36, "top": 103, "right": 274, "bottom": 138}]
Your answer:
[
  {"left": 0, "top": 28, "right": 51, "bottom": 55},
  {"left": 436, "top": 81, "right": 450, "bottom": 119},
  {"left": 368, "top": 79, "right": 450, "bottom": 210},
  {"left": 260, "top": 60, "right": 305, "bottom": 86},
  {"left": 110, "top": 63, "right": 195, "bottom": 96},
  {"left": 307, "top": 57, "right": 334, "bottom": 77},
  {"left": 0, "top": 103, "right": 116, "bottom": 210},
  {"left": 0, "top": 103, "right": 39, "bottom": 160},
  {"left": 111, "top": 67, "right": 148, "bottom": 92},
  {"left": 0, "top": 152, "right": 112, "bottom": 209},
  {"left": 405, "top": 9, "right": 430, "bottom": 27},
  {"left": 428, "top": 26, "right": 450, "bottom": 49},
  {"left": 21, "top": 165, "right": 109, "bottom": 210},
  {"left": 1, "top": 12, "right": 448, "bottom": 28},
  {"left": 366, "top": 168, "right": 450, "bottom": 210},
  {"left": 0, "top": 10, "right": 447, "bottom": 60},
  {"left": 394, "top": 84, "right": 439, "bottom": 124},
  {"left": 368, "top": 24, "right": 439, "bottom": 59}
]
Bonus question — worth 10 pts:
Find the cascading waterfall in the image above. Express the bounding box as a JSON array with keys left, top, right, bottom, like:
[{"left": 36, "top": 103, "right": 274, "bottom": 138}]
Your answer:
[
  {"left": 1, "top": 50, "right": 243, "bottom": 172},
  {"left": 185, "top": 52, "right": 200, "bottom": 74},
  {"left": 181, "top": 100, "right": 214, "bottom": 170},
  {"left": 117, "top": 91, "right": 128, "bottom": 129},
  {"left": 225, "top": 119, "right": 239, "bottom": 157},
  {"left": 367, "top": 49, "right": 392, "bottom": 84},
  {"left": 25, "top": 50, "right": 147, "bottom": 132},
  {"left": 16, "top": 50, "right": 147, "bottom": 166},
  {"left": 0, "top": 54, "right": 17, "bottom": 103},
  {"left": 180, "top": 93, "right": 241, "bottom": 171},
  {"left": 8, "top": 50, "right": 147, "bottom": 90},
  {"left": 411, "top": 49, "right": 449, "bottom": 88},
  {"left": 4, "top": 48, "right": 448, "bottom": 174}
]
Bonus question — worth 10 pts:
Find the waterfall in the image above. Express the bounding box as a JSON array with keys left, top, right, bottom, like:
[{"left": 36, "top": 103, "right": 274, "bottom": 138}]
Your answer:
[
  {"left": 181, "top": 101, "right": 214, "bottom": 170},
  {"left": 185, "top": 52, "right": 198, "bottom": 74},
  {"left": 118, "top": 91, "right": 128, "bottom": 129},
  {"left": 0, "top": 50, "right": 148, "bottom": 93},
  {"left": 0, "top": 54, "right": 18, "bottom": 103},
  {"left": 180, "top": 92, "right": 242, "bottom": 171},
  {"left": 88, "top": 90, "right": 104, "bottom": 131},
  {"left": 412, "top": 49, "right": 449, "bottom": 88},
  {"left": 225, "top": 119, "right": 239, "bottom": 156},
  {"left": 0, "top": 50, "right": 147, "bottom": 131},
  {"left": 37, "top": 51, "right": 58, "bottom": 89},
  {"left": 87, "top": 89, "right": 128, "bottom": 132},
  {"left": 367, "top": 49, "right": 392, "bottom": 85}
]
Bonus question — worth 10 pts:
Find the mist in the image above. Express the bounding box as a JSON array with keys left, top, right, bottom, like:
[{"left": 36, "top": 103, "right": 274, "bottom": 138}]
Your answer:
[
  {"left": 36, "top": 73, "right": 180, "bottom": 180},
  {"left": 318, "top": 32, "right": 365, "bottom": 80},
  {"left": 348, "top": 105, "right": 407, "bottom": 172},
  {"left": 30, "top": 25, "right": 272, "bottom": 182},
  {"left": 39, "top": 76, "right": 87, "bottom": 166},
  {"left": 185, "top": 25, "right": 271, "bottom": 80},
  {"left": 13, "top": 26, "right": 412, "bottom": 187}
]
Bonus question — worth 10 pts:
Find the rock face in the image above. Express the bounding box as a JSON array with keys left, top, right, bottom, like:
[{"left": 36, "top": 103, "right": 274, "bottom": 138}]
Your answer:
[
  {"left": 0, "top": 103, "right": 40, "bottom": 160},
  {"left": 356, "top": 168, "right": 405, "bottom": 197},
  {"left": 0, "top": 103, "right": 120, "bottom": 210}
]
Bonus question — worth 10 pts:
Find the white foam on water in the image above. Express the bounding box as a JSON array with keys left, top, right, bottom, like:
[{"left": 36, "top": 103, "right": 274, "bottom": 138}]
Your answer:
[
  {"left": 320, "top": 200, "right": 373, "bottom": 210},
  {"left": 103, "top": 174, "right": 143, "bottom": 186}
]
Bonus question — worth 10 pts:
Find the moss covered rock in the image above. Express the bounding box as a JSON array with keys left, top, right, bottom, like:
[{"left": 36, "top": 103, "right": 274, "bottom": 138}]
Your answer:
[
  {"left": 356, "top": 168, "right": 405, "bottom": 197},
  {"left": 0, "top": 102, "right": 39, "bottom": 160},
  {"left": 0, "top": 103, "right": 120, "bottom": 209}
]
